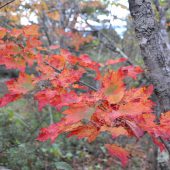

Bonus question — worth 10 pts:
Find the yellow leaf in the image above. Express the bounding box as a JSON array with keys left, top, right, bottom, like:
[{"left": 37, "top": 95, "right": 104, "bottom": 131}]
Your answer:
[
  {"left": 0, "top": 27, "right": 7, "bottom": 39},
  {"left": 23, "top": 25, "right": 39, "bottom": 36},
  {"left": 48, "top": 11, "right": 60, "bottom": 21}
]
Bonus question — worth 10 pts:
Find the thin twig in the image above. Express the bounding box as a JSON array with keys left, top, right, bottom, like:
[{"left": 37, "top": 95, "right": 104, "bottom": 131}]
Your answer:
[
  {"left": 0, "top": 0, "right": 15, "bottom": 9},
  {"left": 79, "top": 80, "right": 97, "bottom": 91},
  {"left": 153, "top": 0, "right": 160, "bottom": 12},
  {"left": 84, "top": 19, "right": 134, "bottom": 65},
  {"left": 44, "top": 61, "right": 61, "bottom": 74},
  {"left": 44, "top": 61, "right": 98, "bottom": 91},
  {"left": 41, "top": 11, "right": 52, "bottom": 45},
  {"left": 159, "top": 137, "right": 170, "bottom": 155},
  {"left": 48, "top": 105, "right": 53, "bottom": 124}
]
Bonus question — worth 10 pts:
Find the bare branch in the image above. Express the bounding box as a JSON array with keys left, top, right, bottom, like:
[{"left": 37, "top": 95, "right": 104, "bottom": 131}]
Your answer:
[
  {"left": 84, "top": 19, "right": 134, "bottom": 65},
  {"left": 153, "top": 0, "right": 160, "bottom": 12},
  {"left": 0, "top": 0, "right": 15, "bottom": 9},
  {"left": 159, "top": 137, "right": 170, "bottom": 155}
]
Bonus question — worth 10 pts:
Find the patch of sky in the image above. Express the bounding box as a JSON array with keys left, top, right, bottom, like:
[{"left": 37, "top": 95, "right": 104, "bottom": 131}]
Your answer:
[{"left": 20, "top": 0, "right": 129, "bottom": 38}]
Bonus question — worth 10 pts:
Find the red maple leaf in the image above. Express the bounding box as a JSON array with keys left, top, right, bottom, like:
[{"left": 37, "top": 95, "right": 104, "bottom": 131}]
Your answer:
[
  {"left": 102, "top": 70, "right": 125, "bottom": 104},
  {"left": 119, "top": 65, "right": 144, "bottom": 79},
  {"left": 105, "top": 58, "right": 127, "bottom": 65},
  {"left": 105, "top": 144, "right": 129, "bottom": 167},
  {"left": 0, "top": 93, "right": 21, "bottom": 107}
]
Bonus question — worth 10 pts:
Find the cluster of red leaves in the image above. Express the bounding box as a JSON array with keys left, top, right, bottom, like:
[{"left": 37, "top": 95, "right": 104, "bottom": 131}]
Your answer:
[
  {"left": 56, "top": 28, "right": 93, "bottom": 51},
  {"left": 0, "top": 25, "right": 170, "bottom": 167}
]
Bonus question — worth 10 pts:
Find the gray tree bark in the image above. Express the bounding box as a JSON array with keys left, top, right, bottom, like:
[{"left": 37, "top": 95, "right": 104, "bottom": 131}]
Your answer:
[
  {"left": 153, "top": 0, "right": 170, "bottom": 50},
  {"left": 128, "top": 0, "right": 170, "bottom": 169}
]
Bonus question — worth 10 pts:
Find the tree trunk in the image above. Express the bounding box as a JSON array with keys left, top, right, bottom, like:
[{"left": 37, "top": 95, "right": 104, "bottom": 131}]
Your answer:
[
  {"left": 154, "top": 0, "right": 170, "bottom": 50},
  {"left": 128, "top": 0, "right": 170, "bottom": 169}
]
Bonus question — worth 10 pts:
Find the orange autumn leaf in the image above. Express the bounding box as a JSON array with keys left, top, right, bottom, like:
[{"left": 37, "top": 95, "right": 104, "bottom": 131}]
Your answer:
[
  {"left": 63, "top": 103, "right": 96, "bottom": 124},
  {"left": 125, "top": 120, "right": 144, "bottom": 138},
  {"left": 37, "top": 121, "right": 83, "bottom": 143},
  {"left": 100, "top": 126, "right": 128, "bottom": 138},
  {"left": 103, "top": 71, "right": 125, "bottom": 104},
  {"left": 156, "top": 111, "right": 170, "bottom": 140},
  {"left": 105, "top": 144, "right": 129, "bottom": 167},
  {"left": 47, "top": 54, "right": 66, "bottom": 70},
  {"left": 119, "top": 65, "right": 143, "bottom": 80},
  {"left": 48, "top": 11, "right": 60, "bottom": 21},
  {"left": 105, "top": 58, "right": 127, "bottom": 65},
  {"left": 118, "top": 86, "right": 154, "bottom": 117},
  {"left": 67, "top": 124, "right": 99, "bottom": 142},
  {"left": 160, "top": 111, "right": 170, "bottom": 125},
  {"left": 23, "top": 25, "right": 39, "bottom": 37},
  {"left": 10, "top": 28, "right": 23, "bottom": 37},
  {"left": 0, "top": 27, "right": 7, "bottom": 39},
  {"left": 6, "top": 73, "right": 35, "bottom": 94}
]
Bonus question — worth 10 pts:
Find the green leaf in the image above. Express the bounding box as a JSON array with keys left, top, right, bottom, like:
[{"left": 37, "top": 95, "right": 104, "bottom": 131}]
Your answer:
[{"left": 55, "top": 162, "right": 73, "bottom": 170}]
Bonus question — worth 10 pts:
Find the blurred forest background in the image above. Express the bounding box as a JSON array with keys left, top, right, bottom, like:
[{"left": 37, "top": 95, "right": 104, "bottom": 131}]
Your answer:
[{"left": 0, "top": 0, "right": 170, "bottom": 169}]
